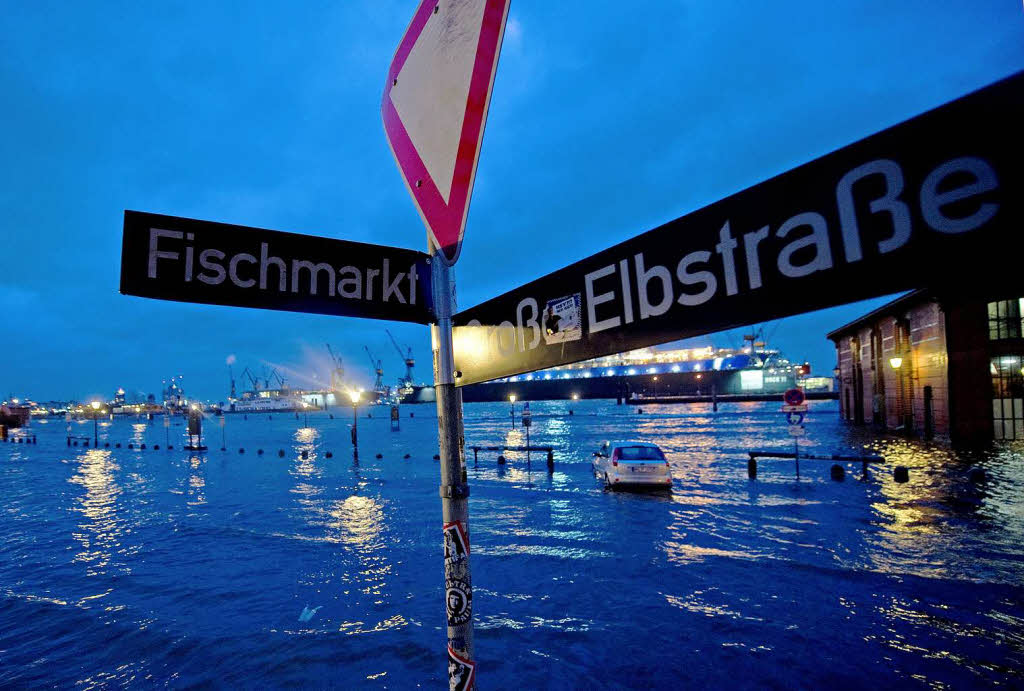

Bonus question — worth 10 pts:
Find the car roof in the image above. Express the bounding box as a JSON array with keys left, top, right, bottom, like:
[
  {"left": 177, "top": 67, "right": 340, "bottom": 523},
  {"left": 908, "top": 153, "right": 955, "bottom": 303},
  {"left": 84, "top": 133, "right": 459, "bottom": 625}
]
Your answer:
[{"left": 609, "top": 441, "right": 661, "bottom": 448}]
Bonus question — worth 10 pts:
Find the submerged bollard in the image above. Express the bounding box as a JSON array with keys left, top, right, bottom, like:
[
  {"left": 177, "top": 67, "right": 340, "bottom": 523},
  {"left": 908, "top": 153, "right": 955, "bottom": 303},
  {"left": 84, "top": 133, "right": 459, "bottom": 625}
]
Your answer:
[
  {"left": 257, "top": 449, "right": 264, "bottom": 456},
  {"left": 830, "top": 464, "right": 845, "bottom": 481},
  {"left": 140, "top": 443, "right": 146, "bottom": 450},
  {"left": 404, "top": 453, "right": 410, "bottom": 459},
  {"left": 497, "top": 454, "right": 506, "bottom": 465},
  {"left": 967, "top": 467, "right": 986, "bottom": 483},
  {"left": 127, "top": 443, "right": 133, "bottom": 449},
  {"left": 154, "top": 444, "right": 160, "bottom": 450},
  {"left": 375, "top": 453, "right": 383, "bottom": 459},
  {"left": 301, "top": 450, "right": 308, "bottom": 459},
  {"left": 278, "top": 449, "right": 285, "bottom": 458},
  {"left": 239, "top": 448, "right": 245, "bottom": 454},
  {"left": 893, "top": 466, "right": 909, "bottom": 483},
  {"left": 747, "top": 458, "right": 757, "bottom": 479},
  {"left": 115, "top": 443, "right": 121, "bottom": 448},
  {"left": 325, "top": 451, "right": 333, "bottom": 458},
  {"left": 547, "top": 449, "right": 554, "bottom": 471}
]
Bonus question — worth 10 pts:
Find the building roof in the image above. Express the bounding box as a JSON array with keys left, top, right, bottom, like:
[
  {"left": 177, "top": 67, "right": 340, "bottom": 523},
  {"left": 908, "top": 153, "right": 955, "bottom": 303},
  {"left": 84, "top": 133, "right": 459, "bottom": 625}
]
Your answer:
[{"left": 826, "top": 289, "right": 933, "bottom": 342}]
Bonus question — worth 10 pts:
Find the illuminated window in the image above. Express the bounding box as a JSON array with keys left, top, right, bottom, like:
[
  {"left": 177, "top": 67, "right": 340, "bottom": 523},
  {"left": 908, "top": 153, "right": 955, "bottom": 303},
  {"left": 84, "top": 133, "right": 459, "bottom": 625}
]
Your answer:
[
  {"left": 991, "top": 355, "right": 1024, "bottom": 440},
  {"left": 987, "top": 299, "right": 1024, "bottom": 341}
]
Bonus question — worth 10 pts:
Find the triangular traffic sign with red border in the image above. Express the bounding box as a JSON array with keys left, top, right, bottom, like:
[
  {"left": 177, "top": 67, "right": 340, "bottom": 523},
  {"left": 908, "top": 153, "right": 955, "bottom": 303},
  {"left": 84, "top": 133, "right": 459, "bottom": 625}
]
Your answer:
[{"left": 382, "top": 0, "right": 510, "bottom": 266}]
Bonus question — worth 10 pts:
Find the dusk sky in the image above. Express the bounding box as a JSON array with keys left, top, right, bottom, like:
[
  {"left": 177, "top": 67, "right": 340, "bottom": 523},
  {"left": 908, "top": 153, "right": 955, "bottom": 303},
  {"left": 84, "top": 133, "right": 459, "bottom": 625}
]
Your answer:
[{"left": 3, "top": 1, "right": 1023, "bottom": 403}]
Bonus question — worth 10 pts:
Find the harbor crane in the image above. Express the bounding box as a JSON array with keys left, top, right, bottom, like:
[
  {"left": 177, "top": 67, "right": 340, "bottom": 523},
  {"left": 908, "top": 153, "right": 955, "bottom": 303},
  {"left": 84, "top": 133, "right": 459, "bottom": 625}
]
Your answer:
[
  {"left": 241, "top": 367, "right": 260, "bottom": 392},
  {"left": 364, "top": 346, "right": 385, "bottom": 394},
  {"left": 326, "top": 344, "right": 346, "bottom": 391},
  {"left": 270, "top": 369, "right": 287, "bottom": 390},
  {"left": 386, "top": 329, "right": 415, "bottom": 389}
]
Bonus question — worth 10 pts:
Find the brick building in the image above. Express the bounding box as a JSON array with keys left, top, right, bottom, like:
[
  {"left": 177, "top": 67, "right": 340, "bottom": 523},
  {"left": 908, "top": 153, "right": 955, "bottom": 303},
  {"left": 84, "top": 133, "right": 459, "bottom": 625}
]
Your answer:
[{"left": 828, "top": 289, "right": 1024, "bottom": 445}]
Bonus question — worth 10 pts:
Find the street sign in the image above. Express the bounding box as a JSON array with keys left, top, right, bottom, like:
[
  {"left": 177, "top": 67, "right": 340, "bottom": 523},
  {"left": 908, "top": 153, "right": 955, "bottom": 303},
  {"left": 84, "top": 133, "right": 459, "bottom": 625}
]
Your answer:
[
  {"left": 381, "top": 0, "right": 511, "bottom": 265},
  {"left": 451, "top": 71, "right": 1024, "bottom": 385},
  {"left": 781, "top": 404, "right": 809, "bottom": 413},
  {"left": 783, "top": 388, "right": 806, "bottom": 407},
  {"left": 120, "top": 211, "right": 434, "bottom": 324},
  {"left": 786, "top": 412, "right": 805, "bottom": 426},
  {"left": 788, "top": 426, "right": 806, "bottom": 437}
]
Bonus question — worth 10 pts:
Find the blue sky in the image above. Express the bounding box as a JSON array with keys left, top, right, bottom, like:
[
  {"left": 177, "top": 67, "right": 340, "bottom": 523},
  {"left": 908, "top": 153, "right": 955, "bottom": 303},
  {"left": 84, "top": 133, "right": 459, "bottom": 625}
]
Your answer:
[{"left": 2, "top": 1, "right": 1023, "bottom": 402}]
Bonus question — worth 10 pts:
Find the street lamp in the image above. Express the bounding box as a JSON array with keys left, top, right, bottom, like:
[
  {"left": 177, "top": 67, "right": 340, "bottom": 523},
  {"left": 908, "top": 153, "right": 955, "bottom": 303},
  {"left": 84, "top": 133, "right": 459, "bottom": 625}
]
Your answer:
[
  {"left": 653, "top": 376, "right": 659, "bottom": 399},
  {"left": 889, "top": 356, "right": 903, "bottom": 370},
  {"left": 348, "top": 390, "right": 360, "bottom": 445},
  {"left": 90, "top": 400, "right": 101, "bottom": 446},
  {"left": 509, "top": 394, "right": 517, "bottom": 428},
  {"left": 301, "top": 401, "right": 309, "bottom": 428}
]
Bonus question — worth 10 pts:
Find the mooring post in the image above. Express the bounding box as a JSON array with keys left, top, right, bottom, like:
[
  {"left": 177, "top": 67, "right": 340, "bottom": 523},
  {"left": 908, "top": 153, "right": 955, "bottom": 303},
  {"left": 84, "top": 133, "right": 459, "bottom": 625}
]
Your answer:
[
  {"left": 794, "top": 437, "right": 800, "bottom": 479},
  {"left": 430, "top": 254, "right": 475, "bottom": 679}
]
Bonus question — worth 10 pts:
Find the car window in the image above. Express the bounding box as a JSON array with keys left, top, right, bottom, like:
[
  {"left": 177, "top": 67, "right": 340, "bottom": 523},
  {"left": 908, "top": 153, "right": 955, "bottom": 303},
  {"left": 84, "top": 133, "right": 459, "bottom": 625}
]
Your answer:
[{"left": 616, "top": 446, "right": 665, "bottom": 461}]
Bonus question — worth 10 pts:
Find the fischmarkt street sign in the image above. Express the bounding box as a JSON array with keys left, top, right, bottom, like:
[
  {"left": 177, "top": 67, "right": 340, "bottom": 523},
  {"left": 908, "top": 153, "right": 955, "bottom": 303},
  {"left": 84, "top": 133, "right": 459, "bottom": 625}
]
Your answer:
[
  {"left": 452, "top": 70, "right": 1024, "bottom": 386},
  {"left": 120, "top": 211, "right": 434, "bottom": 324}
]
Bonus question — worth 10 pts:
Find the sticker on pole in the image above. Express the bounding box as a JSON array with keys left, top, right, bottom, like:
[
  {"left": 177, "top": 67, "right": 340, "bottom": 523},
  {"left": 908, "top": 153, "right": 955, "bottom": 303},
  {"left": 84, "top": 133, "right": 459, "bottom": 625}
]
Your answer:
[
  {"left": 443, "top": 521, "right": 470, "bottom": 563},
  {"left": 382, "top": 0, "right": 511, "bottom": 265},
  {"left": 783, "top": 388, "right": 806, "bottom": 407},
  {"left": 447, "top": 646, "right": 476, "bottom": 691},
  {"left": 543, "top": 293, "right": 582, "bottom": 345},
  {"left": 788, "top": 426, "right": 806, "bottom": 437}
]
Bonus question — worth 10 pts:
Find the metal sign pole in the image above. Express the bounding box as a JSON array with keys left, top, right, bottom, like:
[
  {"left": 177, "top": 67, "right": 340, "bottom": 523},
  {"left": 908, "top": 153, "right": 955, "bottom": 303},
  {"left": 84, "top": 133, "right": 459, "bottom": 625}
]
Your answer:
[{"left": 431, "top": 253, "right": 476, "bottom": 686}]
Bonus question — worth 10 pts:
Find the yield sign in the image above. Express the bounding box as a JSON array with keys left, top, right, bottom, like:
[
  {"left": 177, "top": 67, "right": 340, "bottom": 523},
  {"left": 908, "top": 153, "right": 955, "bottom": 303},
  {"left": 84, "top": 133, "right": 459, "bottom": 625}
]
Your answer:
[{"left": 382, "top": 0, "right": 511, "bottom": 265}]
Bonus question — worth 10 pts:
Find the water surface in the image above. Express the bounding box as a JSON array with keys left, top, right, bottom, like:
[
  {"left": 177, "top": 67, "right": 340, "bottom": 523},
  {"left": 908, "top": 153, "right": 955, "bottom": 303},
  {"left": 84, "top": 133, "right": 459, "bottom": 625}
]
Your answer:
[{"left": 1, "top": 401, "right": 1022, "bottom": 688}]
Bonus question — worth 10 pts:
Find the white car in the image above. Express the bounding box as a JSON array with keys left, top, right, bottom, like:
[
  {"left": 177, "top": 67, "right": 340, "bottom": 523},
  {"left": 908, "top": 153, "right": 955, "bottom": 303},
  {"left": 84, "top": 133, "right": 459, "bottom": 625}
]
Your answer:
[{"left": 593, "top": 441, "right": 672, "bottom": 490}]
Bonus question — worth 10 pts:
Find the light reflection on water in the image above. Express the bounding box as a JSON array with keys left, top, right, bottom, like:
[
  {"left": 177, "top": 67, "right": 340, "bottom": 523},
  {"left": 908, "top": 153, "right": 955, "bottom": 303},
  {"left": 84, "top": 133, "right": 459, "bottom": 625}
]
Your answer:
[{"left": 67, "top": 449, "right": 124, "bottom": 577}]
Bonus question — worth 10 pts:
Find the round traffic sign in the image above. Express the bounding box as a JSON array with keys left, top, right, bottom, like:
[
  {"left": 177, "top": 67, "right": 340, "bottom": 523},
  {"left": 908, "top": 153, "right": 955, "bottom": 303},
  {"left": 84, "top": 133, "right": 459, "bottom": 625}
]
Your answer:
[
  {"left": 783, "top": 388, "right": 805, "bottom": 406},
  {"left": 786, "top": 412, "right": 805, "bottom": 426}
]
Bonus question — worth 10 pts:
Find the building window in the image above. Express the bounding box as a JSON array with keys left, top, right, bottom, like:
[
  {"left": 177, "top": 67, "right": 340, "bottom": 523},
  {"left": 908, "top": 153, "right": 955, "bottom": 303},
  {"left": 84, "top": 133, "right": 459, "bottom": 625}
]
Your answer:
[
  {"left": 991, "top": 355, "right": 1024, "bottom": 440},
  {"left": 987, "top": 299, "right": 1024, "bottom": 340}
]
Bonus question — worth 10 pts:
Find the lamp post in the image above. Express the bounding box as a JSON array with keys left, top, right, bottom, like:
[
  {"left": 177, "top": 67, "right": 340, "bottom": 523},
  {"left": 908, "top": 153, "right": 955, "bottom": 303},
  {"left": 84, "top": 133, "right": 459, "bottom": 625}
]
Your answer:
[
  {"left": 90, "top": 400, "right": 101, "bottom": 446},
  {"left": 571, "top": 393, "right": 579, "bottom": 415},
  {"left": 509, "top": 394, "right": 516, "bottom": 429},
  {"left": 348, "top": 390, "right": 360, "bottom": 445},
  {"left": 652, "top": 376, "right": 659, "bottom": 399},
  {"left": 302, "top": 401, "right": 309, "bottom": 428}
]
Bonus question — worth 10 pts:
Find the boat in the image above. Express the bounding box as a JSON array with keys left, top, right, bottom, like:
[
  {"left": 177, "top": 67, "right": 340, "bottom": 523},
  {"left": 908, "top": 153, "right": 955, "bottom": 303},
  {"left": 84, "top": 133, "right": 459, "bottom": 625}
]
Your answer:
[{"left": 461, "top": 336, "right": 808, "bottom": 403}]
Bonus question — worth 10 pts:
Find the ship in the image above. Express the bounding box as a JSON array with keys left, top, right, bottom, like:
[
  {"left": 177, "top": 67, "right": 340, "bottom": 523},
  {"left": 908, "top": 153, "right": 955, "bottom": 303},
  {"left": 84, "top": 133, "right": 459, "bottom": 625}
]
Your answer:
[{"left": 460, "top": 335, "right": 808, "bottom": 403}]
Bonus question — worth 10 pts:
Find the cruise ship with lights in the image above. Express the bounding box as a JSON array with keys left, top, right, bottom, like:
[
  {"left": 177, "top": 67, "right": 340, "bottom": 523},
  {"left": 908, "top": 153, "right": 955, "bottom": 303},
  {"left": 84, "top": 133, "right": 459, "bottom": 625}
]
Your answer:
[{"left": 461, "top": 336, "right": 810, "bottom": 403}]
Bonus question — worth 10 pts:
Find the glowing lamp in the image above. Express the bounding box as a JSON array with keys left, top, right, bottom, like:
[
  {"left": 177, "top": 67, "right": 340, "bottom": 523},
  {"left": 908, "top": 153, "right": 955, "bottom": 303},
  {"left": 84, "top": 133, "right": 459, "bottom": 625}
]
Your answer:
[
  {"left": 90, "top": 401, "right": 101, "bottom": 411},
  {"left": 889, "top": 356, "right": 903, "bottom": 370},
  {"left": 509, "top": 394, "right": 517, "bottom": 403},
  {"left": 347, "top": 390, "right": 360, "bottom": 404}
]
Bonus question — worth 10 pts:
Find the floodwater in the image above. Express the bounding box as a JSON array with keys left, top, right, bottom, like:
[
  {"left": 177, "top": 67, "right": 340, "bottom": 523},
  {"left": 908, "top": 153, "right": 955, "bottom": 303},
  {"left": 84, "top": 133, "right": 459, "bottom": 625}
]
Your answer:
[{"left": 1, "top": 400, "right": 1022, "bottom": 688}]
